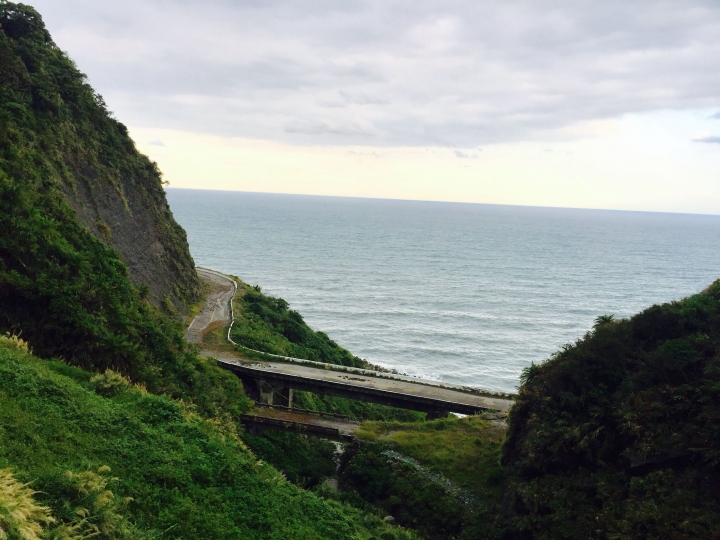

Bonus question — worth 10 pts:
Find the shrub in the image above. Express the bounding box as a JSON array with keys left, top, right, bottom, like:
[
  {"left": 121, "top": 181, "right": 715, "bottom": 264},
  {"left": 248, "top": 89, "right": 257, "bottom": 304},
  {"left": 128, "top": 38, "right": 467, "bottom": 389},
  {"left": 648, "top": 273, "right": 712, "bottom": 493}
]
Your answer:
[
  {"left": 0, "top": 333, "right": 30, "bottom": 353},
  {"left": 46, "top": 466, "right": 145, "bottom": 540},
  {"left": 90, "top": 370, "right": 131, "bottom": 398}
]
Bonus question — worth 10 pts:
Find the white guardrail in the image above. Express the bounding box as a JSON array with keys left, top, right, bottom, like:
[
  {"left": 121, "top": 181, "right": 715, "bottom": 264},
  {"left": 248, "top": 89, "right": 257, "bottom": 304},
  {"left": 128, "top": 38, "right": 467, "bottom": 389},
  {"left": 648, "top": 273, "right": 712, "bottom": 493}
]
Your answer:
[{"left": 195, "top": 267, "right": 515, "bottom": 400}]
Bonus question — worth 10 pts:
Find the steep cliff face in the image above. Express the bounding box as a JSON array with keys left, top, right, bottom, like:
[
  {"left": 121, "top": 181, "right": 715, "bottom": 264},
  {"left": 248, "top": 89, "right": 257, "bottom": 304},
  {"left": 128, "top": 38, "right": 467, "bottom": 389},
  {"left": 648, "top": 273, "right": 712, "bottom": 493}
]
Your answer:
[
  {"left": 58, "top": 158, "right": 200, "bottom": 312},
  {"left": 0, "top": 2, "right": 204, "bottom": 371},
  {"left": 0, "top": 2, "right": 199, "bottom": 312}
]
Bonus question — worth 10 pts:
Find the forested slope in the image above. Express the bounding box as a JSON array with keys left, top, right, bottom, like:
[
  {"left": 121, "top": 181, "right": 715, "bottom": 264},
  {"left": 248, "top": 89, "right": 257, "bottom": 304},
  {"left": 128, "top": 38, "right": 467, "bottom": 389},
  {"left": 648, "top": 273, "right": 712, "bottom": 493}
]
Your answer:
[
  {"left": 0, "top": 1, "right": 217, "bottom": 401},
  {"left": 499, "top": 281, "right": 720, "bottom": 539}
]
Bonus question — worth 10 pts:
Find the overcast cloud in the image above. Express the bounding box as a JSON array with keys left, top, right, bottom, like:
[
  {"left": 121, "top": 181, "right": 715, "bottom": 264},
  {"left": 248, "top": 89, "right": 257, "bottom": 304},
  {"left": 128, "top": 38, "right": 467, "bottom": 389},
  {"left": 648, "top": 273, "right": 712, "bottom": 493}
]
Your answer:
[{"left": 29, "top": 0, "right": 720, "bottom": 146}]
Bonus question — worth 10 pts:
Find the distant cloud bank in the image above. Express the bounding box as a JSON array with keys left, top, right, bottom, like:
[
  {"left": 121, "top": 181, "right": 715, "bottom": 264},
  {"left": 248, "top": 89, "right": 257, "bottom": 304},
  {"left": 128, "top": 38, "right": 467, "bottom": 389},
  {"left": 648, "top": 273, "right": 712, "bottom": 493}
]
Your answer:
[{"left": 31, "top": 0, "right": 720, "bottom": 147}]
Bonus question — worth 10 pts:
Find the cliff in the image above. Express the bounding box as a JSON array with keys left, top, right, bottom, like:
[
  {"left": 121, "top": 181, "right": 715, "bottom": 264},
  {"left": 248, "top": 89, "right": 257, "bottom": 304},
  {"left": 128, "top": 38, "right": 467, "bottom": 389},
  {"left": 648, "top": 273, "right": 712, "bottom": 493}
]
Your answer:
[
  {"left": 0, "top": 2, "right": 203, "bottom": 375},
  {"left": 0, "top": 2, "right": 199, "bottom": 312},
  {"left": 0, "top": 8, "right": 415, "bottom": 537}
]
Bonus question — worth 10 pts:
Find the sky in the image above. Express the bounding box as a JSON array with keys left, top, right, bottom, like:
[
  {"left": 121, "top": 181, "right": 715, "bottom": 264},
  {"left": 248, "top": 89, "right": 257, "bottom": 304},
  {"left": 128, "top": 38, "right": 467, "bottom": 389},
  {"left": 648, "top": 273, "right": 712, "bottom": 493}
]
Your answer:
[{"left": 27, "top": 0, "right": 720, "bottom": 213}]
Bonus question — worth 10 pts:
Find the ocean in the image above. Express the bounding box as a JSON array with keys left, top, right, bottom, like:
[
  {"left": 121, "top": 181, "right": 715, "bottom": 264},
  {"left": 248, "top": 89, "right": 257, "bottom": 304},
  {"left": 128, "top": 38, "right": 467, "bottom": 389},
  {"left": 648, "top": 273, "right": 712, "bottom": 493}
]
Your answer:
[{"left": 166, "top": 189, "right": 720, "bottom": 393}]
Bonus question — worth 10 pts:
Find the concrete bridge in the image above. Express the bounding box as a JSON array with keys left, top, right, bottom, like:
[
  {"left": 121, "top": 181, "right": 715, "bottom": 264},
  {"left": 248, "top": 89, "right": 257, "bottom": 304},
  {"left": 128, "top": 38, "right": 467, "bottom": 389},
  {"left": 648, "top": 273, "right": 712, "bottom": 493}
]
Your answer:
[
  {"left": 209, "top": 351, "right": 512, "bottom": 417},
  {"left": 188, "top": 268, "right": 513, "bottom": 422}
]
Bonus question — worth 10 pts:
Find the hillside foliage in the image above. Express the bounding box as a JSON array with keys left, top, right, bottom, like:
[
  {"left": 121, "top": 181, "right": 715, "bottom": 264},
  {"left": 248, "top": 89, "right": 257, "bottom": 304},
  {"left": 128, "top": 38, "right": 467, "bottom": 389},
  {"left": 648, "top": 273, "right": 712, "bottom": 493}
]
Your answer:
[
  {"left": 0, "top": 1, "right": 248, "bottom": 418},
  {"left": 343, "top": 417, "right": 506, "bottom": 540},
  {"left": 0, "top": 338, "right": 415, "bottom": 540},
  {"left": 232, "top": 285, "right": 367, "bottom": 367},
  {"left": 500, "top": 281, "right": 720, "bottom": 539}
]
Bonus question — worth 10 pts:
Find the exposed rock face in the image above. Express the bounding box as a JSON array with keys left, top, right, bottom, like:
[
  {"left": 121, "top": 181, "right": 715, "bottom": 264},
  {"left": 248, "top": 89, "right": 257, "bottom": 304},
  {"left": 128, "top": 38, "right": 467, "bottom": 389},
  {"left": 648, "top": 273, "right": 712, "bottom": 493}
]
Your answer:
[
  {"left": 58, "top": 168, "right": 199, "bottom": 312},
  {"left": 0, "top": 3, "right": 199, "bottom": 313}
]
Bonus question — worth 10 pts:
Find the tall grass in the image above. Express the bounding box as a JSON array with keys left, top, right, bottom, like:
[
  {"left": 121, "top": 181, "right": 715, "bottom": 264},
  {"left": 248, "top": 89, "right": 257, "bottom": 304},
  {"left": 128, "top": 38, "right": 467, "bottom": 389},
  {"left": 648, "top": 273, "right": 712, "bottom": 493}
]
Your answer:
[{"left": 0, "top": 468, "right": 54, "bottom": 540}]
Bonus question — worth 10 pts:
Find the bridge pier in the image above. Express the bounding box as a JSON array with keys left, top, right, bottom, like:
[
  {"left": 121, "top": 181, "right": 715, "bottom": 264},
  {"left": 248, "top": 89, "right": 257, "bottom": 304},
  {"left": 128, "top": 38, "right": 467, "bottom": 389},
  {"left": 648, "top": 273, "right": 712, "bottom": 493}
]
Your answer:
[{"left": 257, "top": 380, "right": 293, "bottom": 408}]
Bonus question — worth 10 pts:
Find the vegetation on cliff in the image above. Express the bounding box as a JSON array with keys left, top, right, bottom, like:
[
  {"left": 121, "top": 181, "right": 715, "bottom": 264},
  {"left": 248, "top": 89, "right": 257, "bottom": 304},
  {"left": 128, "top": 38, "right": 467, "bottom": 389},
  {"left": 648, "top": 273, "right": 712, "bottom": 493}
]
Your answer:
[
  {"left": 231, "top": 283, "right": 367, "bottom": 367},
  {"left": 0, "top": 2, "right": 199, "bottom": 311},
  {"left": 500, "top": 281, "right": 720, "bottom": 539},
  {"left": 340, "top": 417, "right": 506, "bottom": 540},
  {"left": 0, "top": 1, "right": 241, "bottom": 418}
]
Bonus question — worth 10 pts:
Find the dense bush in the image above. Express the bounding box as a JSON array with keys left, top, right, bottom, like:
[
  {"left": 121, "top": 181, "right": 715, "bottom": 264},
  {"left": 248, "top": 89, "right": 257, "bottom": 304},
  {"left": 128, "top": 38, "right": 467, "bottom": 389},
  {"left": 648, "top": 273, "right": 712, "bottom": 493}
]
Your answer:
[
  {"left": 341, "top": 417, "right": 506, "bottom": 540},
  {"left": 501, "top": 281, "right": 720, "bottom": 539},
  {"left": 340, "top": 442, "right": 468, "bottom": 539},
  {"left": 242, "top": 430, "right": 338, "bottom": 488}
]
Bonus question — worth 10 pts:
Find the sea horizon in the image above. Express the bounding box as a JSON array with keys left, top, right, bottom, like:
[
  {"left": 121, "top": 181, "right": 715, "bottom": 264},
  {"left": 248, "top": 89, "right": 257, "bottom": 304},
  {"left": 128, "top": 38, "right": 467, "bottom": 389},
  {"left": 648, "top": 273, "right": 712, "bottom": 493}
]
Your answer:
[
  {"left": 167, "top": 187, "right": 720, "bottom": 393},
  {"left": 166, "top": 186, "right": 720, "bottom": 219}
]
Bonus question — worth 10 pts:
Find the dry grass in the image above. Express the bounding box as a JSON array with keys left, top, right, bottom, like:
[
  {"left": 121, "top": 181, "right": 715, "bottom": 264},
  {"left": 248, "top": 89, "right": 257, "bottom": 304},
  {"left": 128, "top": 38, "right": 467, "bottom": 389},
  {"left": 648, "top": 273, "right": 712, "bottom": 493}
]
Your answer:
[
  {"left": 0, "top": 468, "right": 54, "bottom": 540},
  {"left": 0, "top": 334, "right": 30, "bottom": 354},
  {"left": 90, "top": 370, "right": 131, "bottom": 397}
]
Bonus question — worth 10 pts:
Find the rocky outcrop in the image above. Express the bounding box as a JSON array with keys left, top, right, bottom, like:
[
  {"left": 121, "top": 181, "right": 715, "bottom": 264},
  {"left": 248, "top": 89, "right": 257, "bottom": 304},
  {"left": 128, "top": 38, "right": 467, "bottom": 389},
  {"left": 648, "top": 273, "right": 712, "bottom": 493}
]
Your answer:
[
  {"left": 0, "top": 3, "right": 199, "bottom": 313},
  {"left": 58, "top": 165, "right": 199, "bottom": 312}
]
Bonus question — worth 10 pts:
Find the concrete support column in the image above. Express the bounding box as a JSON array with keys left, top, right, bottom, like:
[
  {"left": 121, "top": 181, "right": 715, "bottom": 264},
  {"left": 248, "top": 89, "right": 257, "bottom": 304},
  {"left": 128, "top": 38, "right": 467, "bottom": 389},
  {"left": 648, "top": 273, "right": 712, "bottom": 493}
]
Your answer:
[
  {"left": 257, "top": 380, "right": 275, "bottom": 405},
  {"left": 275, "top": 387, "right": 293, "bottom": 408},
  {"left": 256, "top": 380, "right": 293, "bottom": 407}
]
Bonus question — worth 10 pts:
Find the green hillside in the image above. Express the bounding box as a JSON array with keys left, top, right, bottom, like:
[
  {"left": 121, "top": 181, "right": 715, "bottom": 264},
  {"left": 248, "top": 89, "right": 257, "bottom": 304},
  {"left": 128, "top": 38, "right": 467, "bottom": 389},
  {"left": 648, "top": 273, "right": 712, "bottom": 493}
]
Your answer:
[
  {"left": 500, "top": 281, "right": 720, "bottom": 539},
  {"left": 0, "top": 336, "right": 415, "bottom": 539},
  {"left": 231, "top": 283, "right": 367, "bottom": 368}
]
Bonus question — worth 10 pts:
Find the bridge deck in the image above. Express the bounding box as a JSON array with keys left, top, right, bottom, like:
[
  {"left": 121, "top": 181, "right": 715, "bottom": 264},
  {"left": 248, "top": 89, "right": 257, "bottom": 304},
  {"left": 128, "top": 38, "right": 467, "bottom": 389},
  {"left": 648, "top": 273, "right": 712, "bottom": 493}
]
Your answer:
[
  {"left": 242, "top": 405, "right": 361, "bottom": 441},
  {"left": 207, "top": 351, "right": 512, "bottom": 415}
]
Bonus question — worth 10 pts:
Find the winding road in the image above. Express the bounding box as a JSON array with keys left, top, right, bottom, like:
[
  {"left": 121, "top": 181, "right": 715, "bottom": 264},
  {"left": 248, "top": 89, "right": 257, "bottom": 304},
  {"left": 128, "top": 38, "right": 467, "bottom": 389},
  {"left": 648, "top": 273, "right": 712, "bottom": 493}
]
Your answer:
[
  {"left": 186, "top": 267, "right": 514, "bottom": 417},
  {"left": 184, "top": 267, "right": 236, "bottom": 344}
]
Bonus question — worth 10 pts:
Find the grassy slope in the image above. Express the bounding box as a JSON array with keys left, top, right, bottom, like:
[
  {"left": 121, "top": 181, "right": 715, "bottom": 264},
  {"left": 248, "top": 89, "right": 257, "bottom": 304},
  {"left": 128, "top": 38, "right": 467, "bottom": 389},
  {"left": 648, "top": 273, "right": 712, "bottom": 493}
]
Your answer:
[
  {"left": 500, "top": 280, "right": 720, "bottom": 539},
  {"left": 0, "top": 339, "right": 415, "bottom": 540},
  {"left": 339, "top": 417, "right": 505, "bottom": 540},
  {"left": 355, "top": 417, "right": 505, "bottom": 500},
  {"left": 231, "top": 283, "right": 366, "bottom": 367}
]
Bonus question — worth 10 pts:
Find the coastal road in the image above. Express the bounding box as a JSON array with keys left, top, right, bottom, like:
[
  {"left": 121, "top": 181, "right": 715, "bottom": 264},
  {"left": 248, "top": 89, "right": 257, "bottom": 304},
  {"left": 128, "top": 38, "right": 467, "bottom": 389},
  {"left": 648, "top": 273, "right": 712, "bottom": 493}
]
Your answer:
[
  {"left": 184, "top": 267, "right": 236, "bottom": 344},
  {"left": 188, "top": 267, "right": 514, "bottom": 415}
]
